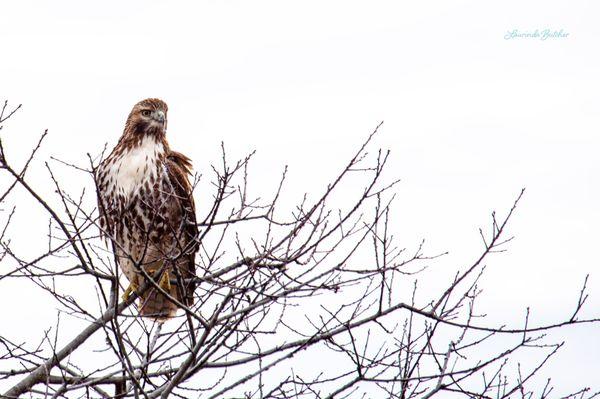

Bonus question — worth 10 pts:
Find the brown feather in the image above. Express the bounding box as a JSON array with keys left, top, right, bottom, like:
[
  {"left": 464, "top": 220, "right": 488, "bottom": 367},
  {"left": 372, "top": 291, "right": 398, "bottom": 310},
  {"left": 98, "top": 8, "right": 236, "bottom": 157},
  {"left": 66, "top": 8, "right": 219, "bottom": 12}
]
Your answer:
[{"left": 96, "top": 98, "right": 198, "bottom": 320}]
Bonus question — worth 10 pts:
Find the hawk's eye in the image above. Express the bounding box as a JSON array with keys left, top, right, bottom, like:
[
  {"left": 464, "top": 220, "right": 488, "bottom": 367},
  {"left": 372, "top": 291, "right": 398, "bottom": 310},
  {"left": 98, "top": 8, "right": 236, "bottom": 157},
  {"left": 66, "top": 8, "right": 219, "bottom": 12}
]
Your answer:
[{"left": 141, "top": 110, "right": 151, "bottom": 117}]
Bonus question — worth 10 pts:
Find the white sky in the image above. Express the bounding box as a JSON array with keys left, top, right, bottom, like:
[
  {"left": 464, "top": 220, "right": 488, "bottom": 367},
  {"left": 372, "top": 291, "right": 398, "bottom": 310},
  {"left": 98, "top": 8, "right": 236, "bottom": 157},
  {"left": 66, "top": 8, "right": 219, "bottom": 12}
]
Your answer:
[{"left": 1, "top": 0, "right": 599, "bottom": 395}]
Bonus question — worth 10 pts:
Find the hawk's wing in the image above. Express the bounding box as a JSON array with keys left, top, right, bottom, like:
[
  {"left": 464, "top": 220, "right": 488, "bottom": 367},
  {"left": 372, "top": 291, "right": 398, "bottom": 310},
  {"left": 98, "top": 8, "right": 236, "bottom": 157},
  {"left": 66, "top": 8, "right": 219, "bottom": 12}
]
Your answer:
[
  {"left": 95, "top": 160, "right": 114, "bottom": 242},
  {"left": 165, "top": 150, "right": 198, "bottom": 306}
]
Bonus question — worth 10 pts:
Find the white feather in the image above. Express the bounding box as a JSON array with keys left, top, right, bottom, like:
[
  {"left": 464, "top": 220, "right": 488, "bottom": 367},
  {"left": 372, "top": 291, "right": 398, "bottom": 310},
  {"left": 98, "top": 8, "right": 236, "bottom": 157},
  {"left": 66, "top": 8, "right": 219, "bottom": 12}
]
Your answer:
[{"left": 106, "top": 136, "right": 164, "bottom": 204}]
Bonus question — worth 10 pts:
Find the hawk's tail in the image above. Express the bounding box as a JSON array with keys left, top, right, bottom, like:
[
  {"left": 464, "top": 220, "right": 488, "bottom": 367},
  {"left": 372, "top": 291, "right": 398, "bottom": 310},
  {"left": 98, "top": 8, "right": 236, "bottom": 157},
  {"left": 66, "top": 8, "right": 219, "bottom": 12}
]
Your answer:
[
  {"left": 138, "top": 266, "right": 196, "bottom": 321},
  {"left": 138, "top": 285, "right": 179, "bottom": 320}
]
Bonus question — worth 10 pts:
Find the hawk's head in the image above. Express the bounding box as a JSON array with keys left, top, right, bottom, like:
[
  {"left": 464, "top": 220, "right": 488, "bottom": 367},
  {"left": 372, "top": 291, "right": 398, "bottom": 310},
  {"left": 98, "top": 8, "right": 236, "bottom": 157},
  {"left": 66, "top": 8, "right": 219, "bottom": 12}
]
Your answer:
[{"left": 124, "top": 98, "right": 169, "bottom": 138}]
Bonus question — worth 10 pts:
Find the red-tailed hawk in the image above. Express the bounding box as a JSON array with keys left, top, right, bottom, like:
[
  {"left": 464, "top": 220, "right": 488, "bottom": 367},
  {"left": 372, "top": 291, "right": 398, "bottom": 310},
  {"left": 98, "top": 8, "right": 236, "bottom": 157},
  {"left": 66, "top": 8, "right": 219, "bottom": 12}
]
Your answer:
[{"left": 96, "top": 98, "right": 198, "bottom": 320}]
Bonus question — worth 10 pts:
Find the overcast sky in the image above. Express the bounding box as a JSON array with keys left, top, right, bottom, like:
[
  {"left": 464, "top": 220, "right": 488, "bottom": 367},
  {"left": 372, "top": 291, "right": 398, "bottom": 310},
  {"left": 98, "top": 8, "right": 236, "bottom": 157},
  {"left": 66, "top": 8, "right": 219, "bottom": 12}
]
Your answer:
[{"left": 1, "top": 1, "right": 599, "bottom": 395}]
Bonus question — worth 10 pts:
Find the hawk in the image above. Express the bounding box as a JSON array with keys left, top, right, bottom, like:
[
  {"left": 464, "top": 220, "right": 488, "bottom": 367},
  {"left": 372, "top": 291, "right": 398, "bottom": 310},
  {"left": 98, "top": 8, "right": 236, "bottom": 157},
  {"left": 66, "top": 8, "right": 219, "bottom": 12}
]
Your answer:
[{"left": 96, "top": 98, "right": 198, "bottom": 320}]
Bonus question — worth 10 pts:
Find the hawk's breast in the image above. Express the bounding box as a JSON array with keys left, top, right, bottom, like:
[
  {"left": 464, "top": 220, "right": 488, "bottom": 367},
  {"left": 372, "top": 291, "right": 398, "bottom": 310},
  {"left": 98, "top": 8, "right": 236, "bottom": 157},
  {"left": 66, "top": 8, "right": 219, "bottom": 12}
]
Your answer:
[{"left": 100, "top": 136, "right": 165, "bottom": 208}]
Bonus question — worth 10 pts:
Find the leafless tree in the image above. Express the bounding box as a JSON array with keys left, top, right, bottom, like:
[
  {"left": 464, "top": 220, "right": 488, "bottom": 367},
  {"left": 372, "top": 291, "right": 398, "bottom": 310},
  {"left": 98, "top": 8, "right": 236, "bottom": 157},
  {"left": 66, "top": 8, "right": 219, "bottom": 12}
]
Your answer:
[{"left": 0, "top": 101, "right": 598, "bottom": 399}]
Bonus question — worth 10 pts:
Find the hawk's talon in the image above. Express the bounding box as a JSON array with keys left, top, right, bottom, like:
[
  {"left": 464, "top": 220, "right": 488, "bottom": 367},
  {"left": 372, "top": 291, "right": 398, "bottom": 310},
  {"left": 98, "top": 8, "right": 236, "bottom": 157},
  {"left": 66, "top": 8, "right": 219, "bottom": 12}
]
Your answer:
[
  {"left": 122, "top": 282, "right": 139, "bottom": 301},
  {"left": 159, "top": 270, "right": 171, "bottom": 292}
]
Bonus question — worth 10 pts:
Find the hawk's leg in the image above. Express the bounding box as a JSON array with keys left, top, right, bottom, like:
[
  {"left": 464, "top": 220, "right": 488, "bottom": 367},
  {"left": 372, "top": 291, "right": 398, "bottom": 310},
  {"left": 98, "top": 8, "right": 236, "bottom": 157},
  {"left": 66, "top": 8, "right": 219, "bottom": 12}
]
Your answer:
[
  {"left": 122, "top": 281, "right": 139, "bottom": 301},
  {"left": 145, "top": 267, "right": 172, "bottom": 293},
  {"left": 159, "top": 269, "right": 172, "bottom": 292}
]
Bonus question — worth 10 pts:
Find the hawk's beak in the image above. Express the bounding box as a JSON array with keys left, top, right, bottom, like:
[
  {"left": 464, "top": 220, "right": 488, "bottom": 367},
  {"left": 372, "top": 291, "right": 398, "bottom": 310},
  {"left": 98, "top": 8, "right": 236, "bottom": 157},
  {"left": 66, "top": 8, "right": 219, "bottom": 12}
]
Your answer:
[{"left": 153, "top": 110, "right": 165, "bottom": 123}]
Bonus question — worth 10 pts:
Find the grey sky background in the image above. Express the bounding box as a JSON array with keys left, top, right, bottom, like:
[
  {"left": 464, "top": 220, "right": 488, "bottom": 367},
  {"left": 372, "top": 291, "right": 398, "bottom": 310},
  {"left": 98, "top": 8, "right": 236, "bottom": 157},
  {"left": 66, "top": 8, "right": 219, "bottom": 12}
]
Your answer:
[{"left": 1, "top": 0, "right": 599, "bottom": 395}]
